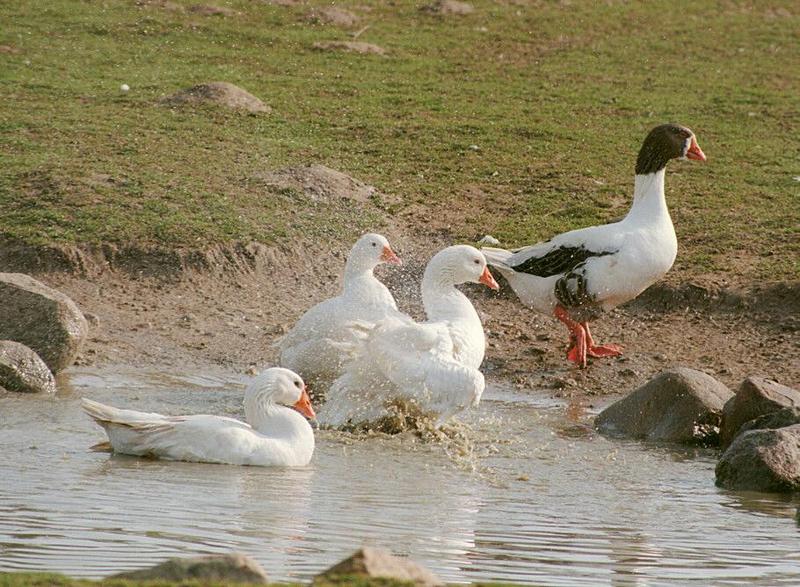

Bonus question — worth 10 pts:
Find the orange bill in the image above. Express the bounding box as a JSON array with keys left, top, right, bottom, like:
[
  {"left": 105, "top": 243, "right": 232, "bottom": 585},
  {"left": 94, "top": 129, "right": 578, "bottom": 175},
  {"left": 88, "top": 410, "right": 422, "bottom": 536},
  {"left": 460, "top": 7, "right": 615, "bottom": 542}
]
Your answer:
[
  {"left": 686, "top": 136, "right": 706, "bottom": 162},
  {"left": 293, "top": 388, "right": 316, "bottom": 420},
  {"left": 380, "top": 245, "right": 402, "bottom": 265},
  {"left": 479, "top": 266, "right": 499, "bottom": 290}
]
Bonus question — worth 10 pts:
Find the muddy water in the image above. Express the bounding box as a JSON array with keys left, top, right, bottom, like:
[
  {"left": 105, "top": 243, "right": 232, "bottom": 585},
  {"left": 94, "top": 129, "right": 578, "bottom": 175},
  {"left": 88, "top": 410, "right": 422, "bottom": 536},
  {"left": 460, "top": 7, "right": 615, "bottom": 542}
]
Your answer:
[{"left": 1, "top": 369, "right": 799, "bottom": 585}]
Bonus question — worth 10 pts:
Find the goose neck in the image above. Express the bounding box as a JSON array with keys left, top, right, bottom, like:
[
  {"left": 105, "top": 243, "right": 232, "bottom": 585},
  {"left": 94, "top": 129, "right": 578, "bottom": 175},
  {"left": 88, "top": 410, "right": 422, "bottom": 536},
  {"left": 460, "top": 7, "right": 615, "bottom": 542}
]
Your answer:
[
  {"left": 245, "top": 397, "right": 313, "bottom": 443},
  {"left": 625, "top": 169, "right": 669, "bottom": 225}
]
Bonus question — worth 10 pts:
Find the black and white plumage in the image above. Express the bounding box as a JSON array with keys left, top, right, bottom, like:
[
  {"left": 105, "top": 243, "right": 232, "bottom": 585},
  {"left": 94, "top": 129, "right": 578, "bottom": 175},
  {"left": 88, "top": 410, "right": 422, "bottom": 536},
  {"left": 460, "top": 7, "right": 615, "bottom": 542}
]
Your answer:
[{"left": 483, "top": 124, "right": 706, "bottom": 367}]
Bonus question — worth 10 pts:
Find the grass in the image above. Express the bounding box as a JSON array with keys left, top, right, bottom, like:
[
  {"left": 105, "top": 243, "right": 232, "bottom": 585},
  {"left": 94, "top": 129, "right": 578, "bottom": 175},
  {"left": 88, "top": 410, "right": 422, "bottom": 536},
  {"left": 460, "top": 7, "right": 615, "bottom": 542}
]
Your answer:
[{"left": 0, "top": 0, "right": 798, "bottom": 280}]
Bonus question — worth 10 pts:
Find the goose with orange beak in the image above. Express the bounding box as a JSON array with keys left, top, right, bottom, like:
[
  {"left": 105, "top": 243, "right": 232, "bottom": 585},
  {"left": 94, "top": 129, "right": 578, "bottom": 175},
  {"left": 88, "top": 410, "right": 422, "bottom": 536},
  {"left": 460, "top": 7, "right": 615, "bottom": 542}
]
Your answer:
[
  {"left": 319, "top": 245, "right": 499, "bottom": 429},
  {"left": 82, "top": 368, "right": 316, "bottom": 467},
  {"left": 279, "top": 233, "right": 403, "bottom": 397},
  {"left": 483, "top": 124, "right": 706, "bottom": 368}
]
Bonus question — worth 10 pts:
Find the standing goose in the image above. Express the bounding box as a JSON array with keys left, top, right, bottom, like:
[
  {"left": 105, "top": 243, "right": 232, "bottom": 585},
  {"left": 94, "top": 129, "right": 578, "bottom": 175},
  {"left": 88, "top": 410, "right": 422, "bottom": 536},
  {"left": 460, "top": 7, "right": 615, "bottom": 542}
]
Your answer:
[
  {"left": 279, "top": 233, "right": 401, "bottom": 395},
  {"left": 482, "top": 124, "right": 706, "bottom": 368},
  {"left": 82, "top": 367, "right": 316, "bottom": 467},
  {"left": 317, "top": 245, "right": 499, "bottom": 428}
]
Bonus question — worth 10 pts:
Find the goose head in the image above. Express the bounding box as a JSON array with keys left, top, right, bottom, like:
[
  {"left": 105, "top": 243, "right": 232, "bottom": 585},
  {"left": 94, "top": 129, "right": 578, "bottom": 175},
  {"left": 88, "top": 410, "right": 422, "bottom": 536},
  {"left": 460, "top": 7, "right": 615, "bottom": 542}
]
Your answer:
[
  {"left": 635, "top": 124, "right": 706, "bottom": 176},
  {"left": 423, "top": 245, "right": 499, "bottom": 290},
  {"left": 244, "top": 367, "right": 316, "bottom": 423},
  {"left": 347, "top": 233, "right": 401, "bottom": 272}
]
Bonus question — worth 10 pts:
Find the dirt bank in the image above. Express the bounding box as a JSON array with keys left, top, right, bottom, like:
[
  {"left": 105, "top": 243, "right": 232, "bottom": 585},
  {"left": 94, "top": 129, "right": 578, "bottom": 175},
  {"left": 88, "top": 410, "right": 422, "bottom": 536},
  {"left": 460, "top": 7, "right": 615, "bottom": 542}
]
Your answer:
[{"left": 13, "top": 237, "right": 797, "bottom": 402}]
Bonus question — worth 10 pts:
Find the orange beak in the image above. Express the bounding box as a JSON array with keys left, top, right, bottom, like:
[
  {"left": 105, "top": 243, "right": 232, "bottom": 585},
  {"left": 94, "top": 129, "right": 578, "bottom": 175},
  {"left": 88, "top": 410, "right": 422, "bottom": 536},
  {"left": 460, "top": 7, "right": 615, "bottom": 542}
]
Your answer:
[
  {"left": 686, "top": 136, "right": 706, "bottom": 162},
  {"left": 380, "top": 245, "right": 402, "bottom": 265},
  {"left": 479, "top": 266, "right": 499, "bottom": 290},
  {"left": 293, "top": 387, "right": 316, "bottom": 420}
]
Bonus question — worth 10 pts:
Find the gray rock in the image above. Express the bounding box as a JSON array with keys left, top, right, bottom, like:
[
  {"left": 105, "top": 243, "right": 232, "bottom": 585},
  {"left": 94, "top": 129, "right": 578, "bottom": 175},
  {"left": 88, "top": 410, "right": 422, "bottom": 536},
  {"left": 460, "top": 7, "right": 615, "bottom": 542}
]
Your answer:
[
  {"left": 735, "top": 407, "right": 800, "bottom": 437},
  {"left": 716, "top": 424, "right": 800, "bottom": 492},
  {"left": 421, "top": 0, "right": 475, "bottom": 15},
  {"left": 595, "top": 367, "right": 734, "bottom": 444},
  {"left": 112, "top": 553, "right": 268, "bottom": 583},
  {"left": 311, "top": 41, "right": 387, "bottom": 56},
  {"left": 163, "top": 82, "right": 270, "bottom": 114},
  {"left": 720, "top": 377, "right": 800, "bottom": 449},
  {"left": 315, "top": 547, "right": 443, "bottom": 586},
  {"left": 0, "top": 273, "right": 89, "bottom": 372},
  {"left": 0, "top": 340, "right": 56, "bottom": 393}
]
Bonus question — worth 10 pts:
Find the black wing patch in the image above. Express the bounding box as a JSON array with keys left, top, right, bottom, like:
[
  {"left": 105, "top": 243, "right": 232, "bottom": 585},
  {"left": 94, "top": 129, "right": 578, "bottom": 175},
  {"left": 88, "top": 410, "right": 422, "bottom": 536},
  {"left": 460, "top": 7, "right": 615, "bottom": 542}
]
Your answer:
[
  {"left": 554, "top": 264, "right": 594, "bottom": 309},
  {"left": 511, "top": 245, "right": 616, "bottom": 278}
]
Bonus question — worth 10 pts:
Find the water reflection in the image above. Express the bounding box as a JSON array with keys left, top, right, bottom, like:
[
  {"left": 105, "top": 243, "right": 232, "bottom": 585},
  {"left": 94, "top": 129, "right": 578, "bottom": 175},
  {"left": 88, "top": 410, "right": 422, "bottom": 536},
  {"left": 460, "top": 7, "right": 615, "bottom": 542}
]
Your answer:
[{"left": 1, "top": 368, "right": 800, "bottom": 584}]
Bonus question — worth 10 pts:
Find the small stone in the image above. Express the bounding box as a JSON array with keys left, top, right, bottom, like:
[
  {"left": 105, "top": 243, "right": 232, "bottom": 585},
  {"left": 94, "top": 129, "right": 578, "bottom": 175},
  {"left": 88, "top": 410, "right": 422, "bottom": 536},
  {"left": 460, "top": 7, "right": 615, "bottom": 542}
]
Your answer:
[
  {"left": 306, "top": 6, "right": 359, "bottom": 27},
  {"left": 112, "top": 553, "right": 268, "bottom": 583},
  {"left": 163, "top": 82, "right": 269, "bottom": 113},
  {"left": 421, "top": 0, "right": 475, "bottom": 15},
  {"left": 478, "top": 234, "right": 500, "bottom": 245},
  {"left": 83, "top": 312, "right": 101, "bottom": 328},
  {"left": 312, "top": 41, "right": 386, "bottom": 55},
  {"left": 315, "top": 547, "right": 442, "bottom": 586}
]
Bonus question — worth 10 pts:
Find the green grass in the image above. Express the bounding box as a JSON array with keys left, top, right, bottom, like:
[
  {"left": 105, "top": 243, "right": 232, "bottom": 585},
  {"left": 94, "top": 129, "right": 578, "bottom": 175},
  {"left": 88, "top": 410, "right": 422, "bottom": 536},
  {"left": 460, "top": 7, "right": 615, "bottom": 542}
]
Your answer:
[{"left": 1, "top": 0, "right": 798, "bottom": 280}]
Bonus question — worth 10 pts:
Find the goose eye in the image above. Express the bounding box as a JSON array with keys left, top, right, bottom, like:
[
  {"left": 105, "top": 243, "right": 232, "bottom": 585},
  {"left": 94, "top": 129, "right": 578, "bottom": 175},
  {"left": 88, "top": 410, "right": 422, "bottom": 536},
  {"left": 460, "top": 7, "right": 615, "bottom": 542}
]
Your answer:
[
  {"left": 294, "top": 380, "right": 302, "bottom": 388},
  {"left": 371, "top": 242, "right": 377, "bottom": 247},
  {"left": 473, "top": 259, "right": 481, "bottom": 264}
]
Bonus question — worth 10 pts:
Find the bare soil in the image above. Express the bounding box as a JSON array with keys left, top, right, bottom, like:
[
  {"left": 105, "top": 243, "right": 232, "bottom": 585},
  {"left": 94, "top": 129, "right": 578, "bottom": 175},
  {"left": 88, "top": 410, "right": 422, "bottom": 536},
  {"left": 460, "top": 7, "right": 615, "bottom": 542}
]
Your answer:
[{"left": 26, "top": 237, "right": 799, "bottom": 403}]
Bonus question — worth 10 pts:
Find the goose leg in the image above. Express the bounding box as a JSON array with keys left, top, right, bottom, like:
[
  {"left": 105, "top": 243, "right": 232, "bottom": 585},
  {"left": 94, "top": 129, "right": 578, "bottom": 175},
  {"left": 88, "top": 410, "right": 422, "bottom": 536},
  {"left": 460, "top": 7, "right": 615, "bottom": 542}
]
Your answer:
[
  {"left": 582, "top": 323, "right": 623, "bottom": 358},
  {"left": 554, "top": 306, "right": 587, "bottom": 368}
]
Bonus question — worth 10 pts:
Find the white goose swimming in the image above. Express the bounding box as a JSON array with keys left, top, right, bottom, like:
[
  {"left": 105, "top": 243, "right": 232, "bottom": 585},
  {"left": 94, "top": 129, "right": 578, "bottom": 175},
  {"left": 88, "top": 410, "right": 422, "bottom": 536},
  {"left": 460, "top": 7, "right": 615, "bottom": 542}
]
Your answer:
[
  {"left": 279, "top": 233, "right": 401, "bottom": 395},
  {"left": 483, "top": 124, "right": 706, "bottom": 368},
  {"left": 82, "top": 367, "right": 316, "bottom": 467},
  {"left": 317, "top": 245, "right": 499, "bottom": 428}
]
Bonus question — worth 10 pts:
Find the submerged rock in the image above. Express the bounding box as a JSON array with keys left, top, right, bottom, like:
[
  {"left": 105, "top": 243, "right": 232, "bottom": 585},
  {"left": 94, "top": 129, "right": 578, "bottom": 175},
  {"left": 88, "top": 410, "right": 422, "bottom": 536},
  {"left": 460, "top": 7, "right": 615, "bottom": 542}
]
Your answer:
[
  {"left": 720, "top": 377, "right": 800, "bottom": 449},
  {"left": 112, "top": 553, "right": 268, "bottom": 583},
  {"left": 0, "top": 273, "right": 89, "bottom": 372},
  {"left": 716, "top": 424, "right": 800, "bottom": 492},
  {"left": 315, "top": 547, "right": 443, "bottom": 586},
  {"left": 163, "top": 82, "right": 270, "bottom": 113},
  {"left": 595, "top": 367, "right": 733, "bottom": 444},
  {"left": 0, "top": 340, "right": 56, "bottom": 393}
]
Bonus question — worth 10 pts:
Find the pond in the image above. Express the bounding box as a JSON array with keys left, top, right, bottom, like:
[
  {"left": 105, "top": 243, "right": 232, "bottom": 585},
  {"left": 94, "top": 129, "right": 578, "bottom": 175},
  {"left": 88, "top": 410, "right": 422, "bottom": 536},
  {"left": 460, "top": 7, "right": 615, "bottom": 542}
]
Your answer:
[{"left": 1, "top": 368, "right": 798, "bottom": 585}]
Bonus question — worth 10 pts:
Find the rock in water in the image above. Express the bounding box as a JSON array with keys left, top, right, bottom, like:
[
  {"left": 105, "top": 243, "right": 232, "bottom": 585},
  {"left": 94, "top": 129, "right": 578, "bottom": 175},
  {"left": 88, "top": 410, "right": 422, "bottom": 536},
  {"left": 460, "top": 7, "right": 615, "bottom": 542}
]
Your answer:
[
  {"left": 163, "top": 82, "right": 270, "bottom": 113},
  {"left": 0, "top": 273, "right": 89, "bottom": 372},
  {"left": 595, "top": 367, "right": 734, "bottom": 444},
  {"left": 112, "top": 553, "right": 268, "bottom": 583},
  {"left": 719, "top": 377, "right": 800, "bottom": 449},
  {"left": 716, "top": 424, "right": 800, "bottom": 492},
  {"left": 0, "top": 340, "right": 56, "bottom": 393},
  {"left": 316, "top": 547, "right": 443, "bottom": 586}
]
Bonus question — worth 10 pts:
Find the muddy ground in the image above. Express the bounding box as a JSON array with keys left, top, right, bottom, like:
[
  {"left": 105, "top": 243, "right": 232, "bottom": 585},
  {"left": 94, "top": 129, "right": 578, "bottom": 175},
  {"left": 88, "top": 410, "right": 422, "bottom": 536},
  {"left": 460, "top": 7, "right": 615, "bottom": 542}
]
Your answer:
[{"left": 24, "top": 236, "right": 799, "bottom": 403}]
